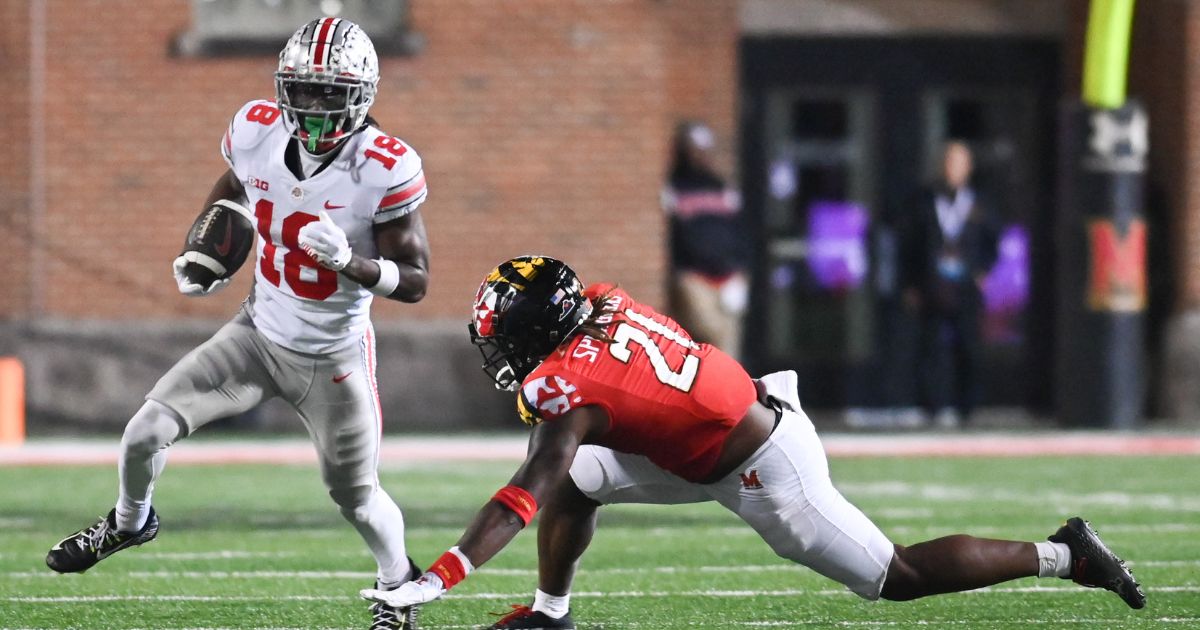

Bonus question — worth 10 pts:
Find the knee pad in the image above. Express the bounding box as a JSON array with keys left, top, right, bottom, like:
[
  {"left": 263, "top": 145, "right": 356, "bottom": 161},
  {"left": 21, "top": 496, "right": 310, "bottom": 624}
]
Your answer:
[
  {"left": 568, "top": 445, "right": 608, "bottom": 500},
  {"left": 121, "top": 401, "right": 185, "bottom": 457}
]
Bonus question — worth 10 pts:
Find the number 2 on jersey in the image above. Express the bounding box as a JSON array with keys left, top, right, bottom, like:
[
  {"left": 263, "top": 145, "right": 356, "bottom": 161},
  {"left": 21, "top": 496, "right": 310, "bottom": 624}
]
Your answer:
[
  {"left": 254, "top": 199, "right": 337, "bottom": 300},
  {"left": 608, "top": 319, "right": 699, "bottom": 392}
]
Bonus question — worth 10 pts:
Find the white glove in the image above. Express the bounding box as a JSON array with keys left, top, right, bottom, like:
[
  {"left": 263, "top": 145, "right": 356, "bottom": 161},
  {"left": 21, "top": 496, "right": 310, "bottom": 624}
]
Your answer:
[
  {"left": 173, "top": 255, "right": 230, "bottom": 297},
  {"left": 298, "top": 210, "right": 351, "bottom": 271},
  {"left": 360, "top": 574, "right": 445, "bottom": 608}
]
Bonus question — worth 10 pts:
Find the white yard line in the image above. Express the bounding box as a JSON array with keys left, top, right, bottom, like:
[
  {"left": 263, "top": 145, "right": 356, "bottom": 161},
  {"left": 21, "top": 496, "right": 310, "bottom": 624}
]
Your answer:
[
  {"left": 4, "top": 558, "right": 1195, "bottom": 580},
  {"left": 138, "top": 551, "right": 303, "bottom": 560},
  {"left": 839, "top": 481, "right": 1200, "bottom": 514},
  {"left": 5, "top": 585, "right": 1197, "bottom": 602},
  {"left": 4, "top": 432, "right": 1200, "bottom": 466}
]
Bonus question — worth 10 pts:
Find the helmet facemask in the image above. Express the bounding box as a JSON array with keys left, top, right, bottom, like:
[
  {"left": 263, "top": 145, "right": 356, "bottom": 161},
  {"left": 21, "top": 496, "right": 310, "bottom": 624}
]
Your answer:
[
  {"left": 469, "top": 256, "right": 593, "bottom": 391},
  {"left": 468, "top": 322, "right": 526, "bottom": 391},
  {"left": 276, "top": 74, "right": 375, "bottom": 154}
]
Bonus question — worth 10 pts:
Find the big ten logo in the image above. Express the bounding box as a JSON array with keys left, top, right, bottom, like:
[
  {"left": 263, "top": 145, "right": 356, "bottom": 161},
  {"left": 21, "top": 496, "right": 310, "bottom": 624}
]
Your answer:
[
  {"left": 248, "top": 176, "right": 270, "bottom": 192},
  {"left": 1087, "top": 219, "right": 1146, "bottom": 312}
]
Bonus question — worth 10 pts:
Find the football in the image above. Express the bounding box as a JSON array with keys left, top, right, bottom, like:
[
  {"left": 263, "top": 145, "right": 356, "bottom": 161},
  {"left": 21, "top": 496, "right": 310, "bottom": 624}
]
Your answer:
[{"left": 178, "top": 199, "right": 255, "bottom": 288}]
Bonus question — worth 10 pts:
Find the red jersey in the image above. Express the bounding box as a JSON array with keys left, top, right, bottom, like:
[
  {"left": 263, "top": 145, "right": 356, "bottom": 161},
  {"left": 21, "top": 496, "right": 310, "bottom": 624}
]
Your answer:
[{"left": 516, "top": 284, "right": 757, "bottom": 482}]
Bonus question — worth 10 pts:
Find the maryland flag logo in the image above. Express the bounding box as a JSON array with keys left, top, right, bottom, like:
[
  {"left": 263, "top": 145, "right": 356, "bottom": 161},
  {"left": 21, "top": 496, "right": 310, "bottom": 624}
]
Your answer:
[
  {"left": 516, "top": 390, "right": 541, "bottom": 426},
  {"left": 474, "top": 257, "right": 550, "bottom": 336},
  {"left": 517, "top": 374, "right": 579, "bottom": 425},
  {"left": 485, "top": 256, "right": 547, "bottom": 291}
]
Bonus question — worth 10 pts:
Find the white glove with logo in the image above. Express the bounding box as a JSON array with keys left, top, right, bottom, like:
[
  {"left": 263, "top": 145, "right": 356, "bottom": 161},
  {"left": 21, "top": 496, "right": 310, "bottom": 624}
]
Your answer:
[
  {"left": 172, "top": 255, "right": 230, "bottom": 297},
  {"left": 298, "top": 210, "right": 351, "bottom": 271},
  {"left": 360, "top": 574, "right": 445, "bottom": 608}
]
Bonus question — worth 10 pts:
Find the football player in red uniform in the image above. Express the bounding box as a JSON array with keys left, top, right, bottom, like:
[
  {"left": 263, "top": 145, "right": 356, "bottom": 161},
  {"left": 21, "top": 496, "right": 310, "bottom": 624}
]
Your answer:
[{"left": 363, "top": 256, "right": 1145, "bottom": 628}]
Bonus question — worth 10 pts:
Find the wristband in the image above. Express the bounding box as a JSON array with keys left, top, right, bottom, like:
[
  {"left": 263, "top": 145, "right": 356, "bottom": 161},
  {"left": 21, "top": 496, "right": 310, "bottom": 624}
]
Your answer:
[
  {"left": 369, "top": 258, "right": 401, "bottom": 296},
  {"left": 492, "top": 485, "right": 538, "bottom": 526},
  {"left": 427, "top": 546, "right": 473, "bottom": 591}
]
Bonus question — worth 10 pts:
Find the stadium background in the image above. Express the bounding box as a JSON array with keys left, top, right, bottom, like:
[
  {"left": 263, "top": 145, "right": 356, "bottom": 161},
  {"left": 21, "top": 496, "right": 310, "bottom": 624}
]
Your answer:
[{"left": 0, "top": 0, "right": 1198, "bottom": 432}]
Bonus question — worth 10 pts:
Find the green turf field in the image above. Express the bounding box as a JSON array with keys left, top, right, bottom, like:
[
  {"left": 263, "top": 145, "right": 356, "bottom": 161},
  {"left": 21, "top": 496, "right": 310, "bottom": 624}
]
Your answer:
[{"left": 1, "top": 453, "right": 1197, "bottom": 629}]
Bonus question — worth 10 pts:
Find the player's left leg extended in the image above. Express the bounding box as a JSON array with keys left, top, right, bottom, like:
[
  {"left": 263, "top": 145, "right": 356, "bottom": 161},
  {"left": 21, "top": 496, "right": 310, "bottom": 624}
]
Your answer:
[
  {"left": 882, "top": 518, "right": 1145, "bottom": 608},
  {"left": 707, "top": 392, "right": 1144, "bottom": 609}
]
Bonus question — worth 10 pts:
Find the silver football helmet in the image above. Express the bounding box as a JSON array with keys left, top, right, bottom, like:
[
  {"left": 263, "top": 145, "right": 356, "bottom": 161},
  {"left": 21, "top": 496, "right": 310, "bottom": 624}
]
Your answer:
[{"left": 275, "top": 18, "right": 380, "bottom": 154}]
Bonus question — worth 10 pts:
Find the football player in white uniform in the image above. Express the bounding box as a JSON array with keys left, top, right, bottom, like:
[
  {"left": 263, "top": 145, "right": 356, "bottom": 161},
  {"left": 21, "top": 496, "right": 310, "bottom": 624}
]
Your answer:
[{"left": 46, "top": 18, "right": 428, "bottom": 630}]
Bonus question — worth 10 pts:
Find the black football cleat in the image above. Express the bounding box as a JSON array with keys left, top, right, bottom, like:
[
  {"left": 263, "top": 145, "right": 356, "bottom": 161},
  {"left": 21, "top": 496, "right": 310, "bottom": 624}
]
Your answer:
[
  {"left": 369, "top": 557, "right": 424, "bottom": 630},
  {"left": 1049, "top": 517, "right": 1146, "bottom": 609},
  {"left": 46, "top": 507, "right": 159, "bottom": 574},
  {"left": 489, "top": 604, "right": 575, "bottom": 629},
  {"left": 369, "top": 598, "right": 420, "bottom": 630}
]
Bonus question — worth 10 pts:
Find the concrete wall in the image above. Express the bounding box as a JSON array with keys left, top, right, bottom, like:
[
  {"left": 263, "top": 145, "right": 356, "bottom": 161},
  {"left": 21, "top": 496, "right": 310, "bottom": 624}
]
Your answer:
[{"left": 0, "top": 319, "right": 515, "bottom": 435}]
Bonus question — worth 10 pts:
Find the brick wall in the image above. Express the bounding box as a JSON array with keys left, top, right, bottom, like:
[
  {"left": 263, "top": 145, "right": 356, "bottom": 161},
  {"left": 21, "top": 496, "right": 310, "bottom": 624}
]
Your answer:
[
  {"left": 0, "top": 0, "right": 738, "bottom": 322},
  {"left": 0, "top": 1, "right": 32, "bottom": 317}
]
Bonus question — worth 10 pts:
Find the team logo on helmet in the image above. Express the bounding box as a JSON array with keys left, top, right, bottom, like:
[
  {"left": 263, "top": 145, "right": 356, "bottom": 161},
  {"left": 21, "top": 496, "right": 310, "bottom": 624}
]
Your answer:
[{"left": 472, "top": 283, "right": 502, "bottom": 337}]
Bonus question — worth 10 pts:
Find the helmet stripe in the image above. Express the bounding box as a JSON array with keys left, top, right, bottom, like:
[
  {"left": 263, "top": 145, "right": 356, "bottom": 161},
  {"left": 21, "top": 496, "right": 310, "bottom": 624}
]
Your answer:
[{"left": 312, "top": 17, "right": 336, "bottom": 67}]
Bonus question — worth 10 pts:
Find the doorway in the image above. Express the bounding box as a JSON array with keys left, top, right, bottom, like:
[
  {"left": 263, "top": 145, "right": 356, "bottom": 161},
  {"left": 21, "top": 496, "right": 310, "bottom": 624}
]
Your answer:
[{"left": 739, "top": 38, "right": 1060, "bottom": 409}]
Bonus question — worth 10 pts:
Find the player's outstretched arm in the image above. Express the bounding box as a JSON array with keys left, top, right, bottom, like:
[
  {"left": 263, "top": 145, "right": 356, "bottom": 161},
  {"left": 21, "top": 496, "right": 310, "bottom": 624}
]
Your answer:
[
  {"left": 361, "top": 406, "right": 607, "bottom": 608},
  {"left": 298, "top": 209, "right": 430, "bottom": 302}
]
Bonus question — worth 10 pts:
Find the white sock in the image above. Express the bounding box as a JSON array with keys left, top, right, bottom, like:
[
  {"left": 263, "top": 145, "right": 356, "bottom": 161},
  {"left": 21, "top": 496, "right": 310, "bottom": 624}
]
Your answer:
[
  {"left": 532, "top": 588, "right": 570, "bottom": 619},
  {"left": 342, "top": 488, "right": 409, "bottom": 585},
  {"left": 1034, "top": 541, "right": 1072, "bottom": 578}
]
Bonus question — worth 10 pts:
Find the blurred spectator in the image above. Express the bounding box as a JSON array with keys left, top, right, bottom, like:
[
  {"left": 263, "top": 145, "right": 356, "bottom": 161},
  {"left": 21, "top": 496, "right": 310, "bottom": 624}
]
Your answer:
[
  {"left": 902, "top": 141, "right": 999, "bottom": 427},
  {"left": 662, "top": 121, "right": 749, "bottom": 359}
]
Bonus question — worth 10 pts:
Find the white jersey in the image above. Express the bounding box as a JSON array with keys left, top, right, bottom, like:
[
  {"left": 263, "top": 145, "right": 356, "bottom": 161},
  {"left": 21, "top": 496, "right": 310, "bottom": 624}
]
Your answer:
[{"left": 220, "top": 99, "right": 427, "bottom": 354}]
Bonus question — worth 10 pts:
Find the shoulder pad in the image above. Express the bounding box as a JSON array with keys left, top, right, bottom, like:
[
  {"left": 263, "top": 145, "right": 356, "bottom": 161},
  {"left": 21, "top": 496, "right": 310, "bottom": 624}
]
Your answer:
[
  {"left": 222, "top": 100, "right": 283, "bottom": 167},
  {"left": 363, "top": 127, "right": 427, "bottom": 222}
]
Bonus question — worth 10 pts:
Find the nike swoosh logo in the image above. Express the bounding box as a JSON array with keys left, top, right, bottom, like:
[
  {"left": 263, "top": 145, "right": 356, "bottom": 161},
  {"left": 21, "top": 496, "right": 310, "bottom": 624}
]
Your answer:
[
  {"left": 332, "top": 372, "right": 353, "bottom": 384},
  {"left": 324, "top": 201, "right": 346, "bottom": 210},
  {"left": 214, "top": 219, "right": 233, "bottom": 256}
]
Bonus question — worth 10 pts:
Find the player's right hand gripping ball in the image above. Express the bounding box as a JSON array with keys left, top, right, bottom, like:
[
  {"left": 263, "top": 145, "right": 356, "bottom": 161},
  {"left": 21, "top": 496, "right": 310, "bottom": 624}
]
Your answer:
[{"left": 174, "top": 200, "right": 255, "bottom": 296}]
